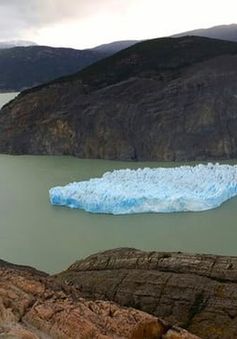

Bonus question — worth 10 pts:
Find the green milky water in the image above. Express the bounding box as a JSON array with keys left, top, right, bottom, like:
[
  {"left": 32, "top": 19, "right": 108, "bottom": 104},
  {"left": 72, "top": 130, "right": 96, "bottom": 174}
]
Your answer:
[
  {"left": 0, "top": 154, "right": 237, "bottom": 274},
  {"left": 0, "top": 93, "right": 237, "bottom": 274}
]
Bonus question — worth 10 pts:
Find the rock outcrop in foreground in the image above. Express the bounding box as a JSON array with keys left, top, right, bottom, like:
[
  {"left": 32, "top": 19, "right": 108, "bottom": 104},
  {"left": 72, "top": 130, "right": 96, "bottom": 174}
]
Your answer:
[
  {"left": 55, "top": 248, "right": 237, "bottom": 339},
  {"left": 0, "top": 258, "right": 198, "bottom": 338},
  {"left": 1, "top": 36, "right": 237, "bottom": 160}
]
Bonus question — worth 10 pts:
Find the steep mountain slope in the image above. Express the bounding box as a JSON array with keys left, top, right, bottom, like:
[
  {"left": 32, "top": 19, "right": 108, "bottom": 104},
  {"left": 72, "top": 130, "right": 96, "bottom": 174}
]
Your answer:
[
  {"left": 0, "top": 45, "right": 110, "bottom": 91},
  {"left": 173, "top": 24, "right": 237, "bottom": 42},
  {"left": 1, "top": 36, "right": 237, "bottom": 161}
]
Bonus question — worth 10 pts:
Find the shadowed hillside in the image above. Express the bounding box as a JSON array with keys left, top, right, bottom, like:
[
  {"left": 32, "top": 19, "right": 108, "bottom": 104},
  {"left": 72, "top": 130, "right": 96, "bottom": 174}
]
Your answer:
[
  {"left": 0, "top": 45, "right": 111, "bottom": 91},
  {"left": 1, "top": 36, "right": 237, "bottom": 161}
]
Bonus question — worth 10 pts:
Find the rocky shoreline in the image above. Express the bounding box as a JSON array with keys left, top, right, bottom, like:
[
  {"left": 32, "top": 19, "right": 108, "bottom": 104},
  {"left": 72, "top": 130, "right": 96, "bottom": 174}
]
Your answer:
[
  {"left": 55, "top": 248, "right": 237, "bottom": 338},
  {"left": 1, "top": 248, "right": 237, "bottom": 338},
  {"left": 0, "top": 255, "right": 198, "bottom": 339}
]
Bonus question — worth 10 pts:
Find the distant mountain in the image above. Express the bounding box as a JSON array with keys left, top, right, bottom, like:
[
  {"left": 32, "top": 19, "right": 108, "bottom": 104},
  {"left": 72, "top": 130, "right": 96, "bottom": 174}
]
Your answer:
[
  {"left": 0, "top": 45, "right": 111, "bottom": 91},
  {"left": 0, "top": 40, "right": 37, "bottom": 49},
  {"left": 92, "top": 40, "right": 140, "bottom": 54},
  {"left": 0, "top": 41, "right": 141, "bottom": 92},
  {"left": 173, "top": 24, "right": 237, "bottom": 42},
  {"left": 1, "top": 36, "right": 237, "bottom": 161}
]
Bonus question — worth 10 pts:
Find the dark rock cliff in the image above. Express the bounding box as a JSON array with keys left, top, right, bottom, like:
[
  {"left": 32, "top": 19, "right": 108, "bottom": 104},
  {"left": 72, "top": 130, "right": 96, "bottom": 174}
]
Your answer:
[
  {"left": 55, "top": 248, "right": 237, "bottom": 339},
  {"left": 1, "top": 36, "right": 237, "bottom": 161}
]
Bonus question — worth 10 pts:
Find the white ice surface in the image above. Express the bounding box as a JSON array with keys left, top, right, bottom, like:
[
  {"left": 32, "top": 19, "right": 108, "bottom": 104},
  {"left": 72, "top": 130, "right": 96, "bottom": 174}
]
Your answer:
[{"left": 49, "top": 163, "right": 237, "bottom": 214}]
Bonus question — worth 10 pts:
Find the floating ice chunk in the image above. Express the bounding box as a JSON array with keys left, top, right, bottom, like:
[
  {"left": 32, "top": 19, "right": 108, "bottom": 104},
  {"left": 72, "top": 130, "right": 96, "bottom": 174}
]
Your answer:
[{"left": 49, "top": 163, "right": 237, "bottom": 215}]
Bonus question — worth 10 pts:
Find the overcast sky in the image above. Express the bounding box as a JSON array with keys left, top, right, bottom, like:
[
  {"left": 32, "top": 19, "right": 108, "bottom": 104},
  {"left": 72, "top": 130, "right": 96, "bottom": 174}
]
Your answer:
[{"left": 0, "top": 0, "right": 237, "bottom": 49}]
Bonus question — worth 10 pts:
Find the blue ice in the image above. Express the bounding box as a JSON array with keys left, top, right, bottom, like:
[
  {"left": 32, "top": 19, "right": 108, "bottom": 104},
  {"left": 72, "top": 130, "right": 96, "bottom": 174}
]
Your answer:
[{"left": 49, "top": 163, "right": 237, "bottom": 215}]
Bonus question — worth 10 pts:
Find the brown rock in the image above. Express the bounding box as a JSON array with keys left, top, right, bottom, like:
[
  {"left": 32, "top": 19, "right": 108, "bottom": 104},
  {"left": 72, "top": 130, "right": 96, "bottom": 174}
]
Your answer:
[
  {"left": 0, "top": 258, "right": 197, "bottom": 338},
  {"left": 55, "top": 248, "right": 237, "bottom": 338}
]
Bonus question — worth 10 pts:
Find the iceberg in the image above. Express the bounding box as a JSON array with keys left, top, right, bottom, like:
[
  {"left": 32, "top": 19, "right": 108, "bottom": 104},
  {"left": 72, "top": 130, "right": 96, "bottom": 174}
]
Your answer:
[{"left": 49, "top": 163, "right": 237, "bottom": 215}]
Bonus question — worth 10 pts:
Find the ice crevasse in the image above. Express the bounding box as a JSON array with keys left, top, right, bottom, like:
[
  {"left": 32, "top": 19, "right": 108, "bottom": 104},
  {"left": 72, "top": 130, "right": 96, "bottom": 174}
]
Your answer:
[{"left": 49, "top": 163, "right": 237, "bottom": 215}]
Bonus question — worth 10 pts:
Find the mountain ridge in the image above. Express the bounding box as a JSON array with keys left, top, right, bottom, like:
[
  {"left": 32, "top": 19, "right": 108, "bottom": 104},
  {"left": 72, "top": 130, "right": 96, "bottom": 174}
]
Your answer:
[
  {"left": 0, "top": 40, "right": 37, "bottom": 49},
  {"left": 0, "top": 45, "right": 111, "bottom": 92},
  {"left": 92, "top": 40, "right": 140, "bottom": 53},
  {"left": 1, "top": 24, "right": 237, "bottom": 92},
  {"left": 0, "top": 40, "right": 139, "bottom": 92},
  {"left": 173, "top": 23, "right": 237, "bottom": 42},
  {"left": 1, "top": 36, "right": 237, "bottom": 161},
  {"left": 18, "top": 35, "right": 237, "bottom": 95}
]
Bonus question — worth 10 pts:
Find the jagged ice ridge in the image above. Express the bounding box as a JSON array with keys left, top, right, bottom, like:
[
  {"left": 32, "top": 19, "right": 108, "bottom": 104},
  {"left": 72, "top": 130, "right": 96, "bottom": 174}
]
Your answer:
[{"left": 49, "top": 163, "right": 237, "bottom": 215}]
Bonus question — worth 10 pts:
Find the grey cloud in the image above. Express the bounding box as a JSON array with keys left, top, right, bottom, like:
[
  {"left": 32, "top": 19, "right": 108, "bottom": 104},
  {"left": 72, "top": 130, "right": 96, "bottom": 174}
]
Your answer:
[{"left": 0, "top": 0, "right": 129, "bottom": 40}]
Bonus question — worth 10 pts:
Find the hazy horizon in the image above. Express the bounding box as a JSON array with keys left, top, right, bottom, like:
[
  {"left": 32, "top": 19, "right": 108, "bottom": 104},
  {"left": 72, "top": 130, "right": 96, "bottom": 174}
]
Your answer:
[{"left": 0, "top": 0, "right": 237, "bottom": 49}]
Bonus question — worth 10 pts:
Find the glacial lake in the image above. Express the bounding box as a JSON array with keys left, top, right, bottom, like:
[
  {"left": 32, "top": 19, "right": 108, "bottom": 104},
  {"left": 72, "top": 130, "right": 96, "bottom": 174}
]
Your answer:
[
  {"left": 0, "top": 93, "right": 237, "bottom": 274},
  {"left": 0, "top": 154, "right": 237, "bottom": 274}
]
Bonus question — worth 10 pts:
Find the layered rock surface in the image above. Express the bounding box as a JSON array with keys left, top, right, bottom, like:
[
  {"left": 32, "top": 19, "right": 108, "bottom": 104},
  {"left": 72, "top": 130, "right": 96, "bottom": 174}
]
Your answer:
[
  {"left": 0, "top": 258, "right": 198, "bottom": 338},
  {"left": 1, "top": 36, "right": 237, "bottom": 160},
  {"left": 55, "top": 248, "right": 237, "bottom": 339}
]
